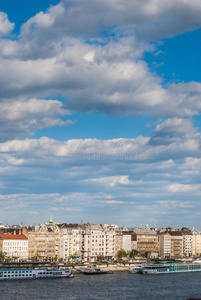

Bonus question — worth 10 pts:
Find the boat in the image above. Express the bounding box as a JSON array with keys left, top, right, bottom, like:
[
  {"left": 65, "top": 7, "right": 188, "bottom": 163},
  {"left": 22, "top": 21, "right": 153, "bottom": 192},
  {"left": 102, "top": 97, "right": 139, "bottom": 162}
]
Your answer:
[
  {"left": 129, "top": 265, "right": 145, "bottom": 274},
  {"left": 82, "top": 267, "right": 108, "bottom": 275},
  {"left": 0, "top": 268, "right": 74, "bottom": 280},
  {"left": 140, "top": 263, "right": 201, "bottom": 275}
]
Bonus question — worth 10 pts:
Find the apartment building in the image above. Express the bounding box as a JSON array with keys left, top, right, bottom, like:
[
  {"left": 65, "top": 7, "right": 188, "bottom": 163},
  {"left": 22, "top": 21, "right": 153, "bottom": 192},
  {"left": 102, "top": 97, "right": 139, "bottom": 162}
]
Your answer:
[
  {"left": 192, "top": 230, "right": 201, "bottom": 256},
  {"left": 159, "top": 233, "right": 171, "bottom": 258},
  {"left": 115, "top": 230, "right": 123, "bottom": 255},
  {"left": 169, "top": 232, "right": 183, "bottom": 258},
  {"left": 80, "top": 223, "right": 105, "bottom": 261},
  {"left": 133, "top": 228, "right": 159, "bottom": 258},
  {"left": 0, "top": 233, "right": 28, "bottom": 260},
  {"left": 28, "top": 223, "right": 61, "bottom": 261},
  {"left": 104, "top": 227, "right": 116, "bottom": 259},
  {"left": 59, "top": 224, "right": 81, "bottom": 260}
]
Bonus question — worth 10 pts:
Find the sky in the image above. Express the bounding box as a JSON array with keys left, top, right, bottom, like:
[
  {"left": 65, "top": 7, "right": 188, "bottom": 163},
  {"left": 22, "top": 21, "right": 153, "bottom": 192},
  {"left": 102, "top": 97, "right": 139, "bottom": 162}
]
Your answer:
[{"left": 0, "top": 0, "right": 201, "bottom": 228}]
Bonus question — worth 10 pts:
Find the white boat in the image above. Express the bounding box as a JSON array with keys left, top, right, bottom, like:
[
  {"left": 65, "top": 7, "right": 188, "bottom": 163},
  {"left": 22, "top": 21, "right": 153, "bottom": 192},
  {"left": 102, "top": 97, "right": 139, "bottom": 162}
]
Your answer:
[
  {"left": 129, "top": 265, "right": 145, "bottom": 274},
  {"left": 0, "top": 268, "right": 74, "bottom": 280},
  {"left": 141, "top": 263, "right": 201, "bottom": 275}
]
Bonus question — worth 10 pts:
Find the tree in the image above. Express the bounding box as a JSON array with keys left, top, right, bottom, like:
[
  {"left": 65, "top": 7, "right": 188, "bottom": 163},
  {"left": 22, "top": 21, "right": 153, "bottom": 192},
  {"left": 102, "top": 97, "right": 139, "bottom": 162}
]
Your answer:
[
  {"left": 69, "top": 252, "right": 79, "bottom": 260},
  {"left": 117, "top": 249, "right": 127, "bottom": 259},
  {"left": 0, "top": 251, "right": 7, "bottom": 262},
  {"left": 129, "top": 249, "right": 138, "bottom": 258}
]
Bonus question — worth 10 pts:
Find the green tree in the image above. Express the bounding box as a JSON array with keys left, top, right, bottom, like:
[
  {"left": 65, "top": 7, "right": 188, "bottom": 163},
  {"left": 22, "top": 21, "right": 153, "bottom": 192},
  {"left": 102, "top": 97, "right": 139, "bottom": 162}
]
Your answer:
[
  {"left": 69, "top": 252, "right": 79, "bottom": 259},
  {"left": 117, "top": 249, "right": 127, "bottom": 259},
  {"left": 0, "top": 251, "right": 7, "bottom": 261},
  {"left": 129, "top": 249, "right": 138, "bottom": 258}
]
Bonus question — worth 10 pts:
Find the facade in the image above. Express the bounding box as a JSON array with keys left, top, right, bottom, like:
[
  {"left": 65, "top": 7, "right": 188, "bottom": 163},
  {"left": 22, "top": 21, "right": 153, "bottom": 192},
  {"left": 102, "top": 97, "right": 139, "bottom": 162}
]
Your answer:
[
  {"left": 0, "top": 234, "right": 28, "bottom": 260},
  {"left": 115, "top": 231, "right": 123, "bottom": 255},
  {"left": 104, "top": 227, "right": 116, "bottom": 259},
  {"left": 28, "top": 224, "right": 61, "bottom": 261},
  {"left": 169, "top": 232, "right": 183, "bottom": 258},
  {"left": 59, "top": 224, "right": 81, "bottom": 260},
  {"left": 122, "top": 231, "right": 133, "bottom": 253},
  {"left": 80, "top": 223, "right": 105, "bottom": 261},
  {"left": 192, "top": 230, "right": 201, "bottom": 256},
  {"left": 183, "top": 234, "right": 192, "bottom": 257},
  {"left": 159, "top": 233, "right": 171, "bottom": 258},
  {"left": 133, "top": 229, "right": 159, "bottom": 258}
]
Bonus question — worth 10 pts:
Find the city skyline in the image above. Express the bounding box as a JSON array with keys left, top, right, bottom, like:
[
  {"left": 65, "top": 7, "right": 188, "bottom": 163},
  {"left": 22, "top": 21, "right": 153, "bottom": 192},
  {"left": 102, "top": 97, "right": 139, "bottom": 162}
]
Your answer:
[{"left": 0, "top": 0, "right": 201, "bottom": 227}]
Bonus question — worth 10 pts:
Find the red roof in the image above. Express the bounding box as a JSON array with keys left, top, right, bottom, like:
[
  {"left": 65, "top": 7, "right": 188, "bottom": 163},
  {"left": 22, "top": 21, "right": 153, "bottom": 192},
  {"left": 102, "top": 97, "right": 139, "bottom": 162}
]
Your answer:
[{"left": 0, "top": 234, "right": 28, "bottom": 240}]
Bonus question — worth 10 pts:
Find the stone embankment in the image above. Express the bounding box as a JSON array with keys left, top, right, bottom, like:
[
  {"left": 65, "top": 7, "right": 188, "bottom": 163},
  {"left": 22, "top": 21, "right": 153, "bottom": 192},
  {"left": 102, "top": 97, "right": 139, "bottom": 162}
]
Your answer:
[{"left": 73, "top": 263, "right": 139, "bottom": 273}]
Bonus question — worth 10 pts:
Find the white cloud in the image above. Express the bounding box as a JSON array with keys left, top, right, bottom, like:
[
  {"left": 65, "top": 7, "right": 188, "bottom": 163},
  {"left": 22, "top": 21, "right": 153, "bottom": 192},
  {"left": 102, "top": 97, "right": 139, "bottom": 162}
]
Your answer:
[
  {"left": 168, "top": 183, "right": 201, "bottom": 193},
  {"left": 0, "top": 99, "right": 74, "bottom": 141},
  {"left": 20, "top": 0, "right": 201, "bottom": 40},
  {"left": 89, "top": 176, "right": 130, "bottom": 187},
  {"left": 0, "top": 12, "right": 14, "bottom": 35}
]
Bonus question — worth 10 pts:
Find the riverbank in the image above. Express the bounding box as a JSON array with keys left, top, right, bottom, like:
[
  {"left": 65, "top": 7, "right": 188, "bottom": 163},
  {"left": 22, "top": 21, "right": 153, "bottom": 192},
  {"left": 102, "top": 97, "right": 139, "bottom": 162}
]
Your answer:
[{"left": 73, "top": 263, "right": 138, "bottom": 273}]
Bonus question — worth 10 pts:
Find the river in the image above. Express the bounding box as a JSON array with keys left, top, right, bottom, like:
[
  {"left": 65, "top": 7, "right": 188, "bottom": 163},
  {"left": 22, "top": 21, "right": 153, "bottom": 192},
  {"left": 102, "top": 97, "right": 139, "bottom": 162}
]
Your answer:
[{"left": 1, "top": 271, "right": 201, "bottom": 299}]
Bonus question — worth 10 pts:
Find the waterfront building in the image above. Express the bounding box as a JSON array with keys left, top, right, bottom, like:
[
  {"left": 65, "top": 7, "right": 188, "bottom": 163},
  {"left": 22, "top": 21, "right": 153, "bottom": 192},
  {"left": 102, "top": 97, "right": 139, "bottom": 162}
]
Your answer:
[
  {"left": 115, "top": 230, "right": 123, "bottom": 255},
  {"left": 192, "top": 229, "right": 201, "bottom": 256},
  {"left": 159, "top": 233, "right": 171, "bottom": 258},
  {"left": 0, "top": 233, "right": 28, "bottom": 260},
  {"left": 169, "top": 232, "right": 183, "bottom": 258},
  {"left": 104, "top": 226, "right": 116, "bottom": 259},
  {"left": 80, "top": 223, "right": 105, "bottom": 261},
  {"left": 59, "top": 224, "right": 81, "bottom": 260},
  {"left": 28, "top": 221, "right": 61, "bottom": 261},
  {"left": 133, "top": 228, "right": 159, "bottom": 258},
  {"left": 122, "top": 231, "right": 134, "bottom": 252}
]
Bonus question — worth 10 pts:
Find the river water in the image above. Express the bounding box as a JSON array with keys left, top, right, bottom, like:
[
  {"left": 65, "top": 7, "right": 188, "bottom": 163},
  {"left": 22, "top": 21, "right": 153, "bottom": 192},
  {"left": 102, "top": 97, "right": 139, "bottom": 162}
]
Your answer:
[{"left": 1, "top": 271, "right": 201, "bottom": 300}]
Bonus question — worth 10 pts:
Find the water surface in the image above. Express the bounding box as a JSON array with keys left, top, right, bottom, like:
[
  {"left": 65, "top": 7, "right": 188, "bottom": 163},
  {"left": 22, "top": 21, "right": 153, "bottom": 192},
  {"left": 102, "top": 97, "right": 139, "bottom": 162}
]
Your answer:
[{"left": 1, "top": 271, "right": 201, "bottom": 300}]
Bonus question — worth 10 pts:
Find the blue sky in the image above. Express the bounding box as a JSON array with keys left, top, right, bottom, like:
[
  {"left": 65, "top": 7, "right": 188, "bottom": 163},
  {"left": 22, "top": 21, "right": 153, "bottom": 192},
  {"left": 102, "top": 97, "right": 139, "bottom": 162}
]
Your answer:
[{"left": 0, "top": 0, "right": 201, "bottom": 228}]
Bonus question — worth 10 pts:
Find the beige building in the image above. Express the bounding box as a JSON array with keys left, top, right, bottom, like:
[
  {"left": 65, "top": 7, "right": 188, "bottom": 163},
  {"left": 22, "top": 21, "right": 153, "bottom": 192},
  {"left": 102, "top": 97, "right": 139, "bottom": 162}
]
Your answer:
[
  {"left": 192, "top": 230, "right": 201, "bottom": 256},
  {"left": 0, "top": 234, "right": 28, "bottom": 260},
  {"left": 28, "top": 223, "right": 61, "bottom": 261},
  {"left": 169, "top": 232, "right": 183, "bottom": 258},
  {"left": 115, "top": 231, "right": 123, "bottom": 255},
  {"left": 133, "top": 229, "right": 159, "bottom": 258}
]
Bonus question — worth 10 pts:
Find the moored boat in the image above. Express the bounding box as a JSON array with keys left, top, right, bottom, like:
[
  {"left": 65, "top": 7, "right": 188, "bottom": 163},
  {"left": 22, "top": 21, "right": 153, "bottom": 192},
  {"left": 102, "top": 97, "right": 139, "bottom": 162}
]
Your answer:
[
  {"left": 82, "top": 267, "right": 108, "bottom": 275},
  {"left": 0, "top": 268, "right": 74, "bottom": 280},
  {"left": 141, "top": 264, "right": 201, "bottom": 275},
  {"left": 129, "top": 265, "right": 145, "bottom": 274}
]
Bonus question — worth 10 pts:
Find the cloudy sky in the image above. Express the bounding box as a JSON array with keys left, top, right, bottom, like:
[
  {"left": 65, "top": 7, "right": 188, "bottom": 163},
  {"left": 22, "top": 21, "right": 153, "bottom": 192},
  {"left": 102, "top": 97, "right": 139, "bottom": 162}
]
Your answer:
[{"left": 0, "top": 0, "right": 201, "bottom": 228}]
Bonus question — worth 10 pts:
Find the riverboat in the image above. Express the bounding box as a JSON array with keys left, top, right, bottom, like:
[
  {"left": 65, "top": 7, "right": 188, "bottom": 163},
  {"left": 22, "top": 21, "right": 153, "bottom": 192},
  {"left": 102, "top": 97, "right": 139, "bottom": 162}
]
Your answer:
[
  {"left": 0, "top": 268, "right": 74, "bottom": 280},
  {"left": 141, "top": 264, "right": 201, "bottom": 275},
  {"left": 129, "top": 265, "right": 145, "bottom": 274},
  {"left": 82, "top": 268, "right": 108, "bottom": 275}
]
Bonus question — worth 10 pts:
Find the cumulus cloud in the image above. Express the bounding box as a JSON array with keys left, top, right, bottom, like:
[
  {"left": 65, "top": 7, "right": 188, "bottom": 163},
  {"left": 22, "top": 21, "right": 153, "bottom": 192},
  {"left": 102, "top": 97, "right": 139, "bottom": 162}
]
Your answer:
[
  {"left": 0, "top": 99, "right": 74, "bottom": 142},
  {"left": 20, "top": 0, "right": 201, "bottom": 40},
  {"left": 0, "top": 12, "right": 14, "bottom": 35},
  {"left": 0, "top": 39, "right": 200, "bottom": 118},
  {"left": 0, "top": 2, "right": 201, "bottom": 120},
  {"left": 0, "top": 125, "right": 200, "bottom": 225},
  {"left": 0, "top": 1, "right": 201, "bottom": 226},
  {"left": 149, "top": 118, "right": 198, "bottom": 145}
]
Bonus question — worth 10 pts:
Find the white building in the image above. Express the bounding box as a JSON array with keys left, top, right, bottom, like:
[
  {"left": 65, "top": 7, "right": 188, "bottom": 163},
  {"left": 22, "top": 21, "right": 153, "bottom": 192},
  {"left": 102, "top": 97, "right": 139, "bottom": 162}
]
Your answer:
[
  {"left": 60, "top": 224, "right": 81, "bottom": 260},
  {"left": 0, "top": 234, "right": 28, "bottom": 260},
  {"left": 183, "top": 234, "right": 192, "bottom": 257},
  {"left": 159, "top": 233, "right": 171, "bottom": 258},
  {"left": 122, "top": 232, "right": 132, "bottom": 253},
  {"left": 80, "top": 223, "right": 105, "bottom": 261},
  {"left": 105, "top": 228, "right": 116, "bottom": 259}
]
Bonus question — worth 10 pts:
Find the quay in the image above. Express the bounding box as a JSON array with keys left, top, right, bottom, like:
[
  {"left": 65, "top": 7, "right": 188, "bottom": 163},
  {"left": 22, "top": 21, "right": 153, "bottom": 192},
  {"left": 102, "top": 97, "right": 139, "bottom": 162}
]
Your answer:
[{"left": 0, "top": 261, "right": 144, "bottom": 273}]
